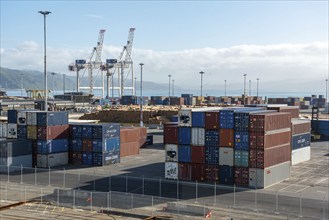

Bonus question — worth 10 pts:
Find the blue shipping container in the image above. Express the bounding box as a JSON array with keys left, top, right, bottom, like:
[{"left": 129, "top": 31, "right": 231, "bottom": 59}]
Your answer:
[
  {"left": 70, "top": 124, "right": 83, "bottom": 138},
  {"left": 234, "top": 131, "right": 249, "bottom": 150},
  {"left": 205, "top": 130, "right": 219, "bottom": 147},
  {"left": 82, "top": 125, "right": 93, "bottom": 139},
  {"left": 17, "top": 125, "right": 27, "bottom": 140},
  {"left": 92, "top": 139, "right": 104, "bottom": 152},
  {"left": 178, "top": 127, "right": 191, "bottom": 145},
  {"left": 105, "top": 138, "right": 120, "bottom": 152},
  {"left": 93, "top": 124, "right": 120, "bottom": 139},
  {"left": 219, "top": 165, "right": 234, "bottom": 185},
  {"left": 82, "top": 152, "right": 93, "bottom": 165},
  {"left": 192, "top": 112, "right": 205, "bottom": 127},
  {"left": 317, "top": 120, "right": 329, "bottom": 132},
  {"left": 292, "top": 133, "right": 311, "bottom": 150},
  {"left": 234, "top": 109, "right": 264, "bottom": 131},
  {"left": 37, "top": 112, "right": 68, "bottom": 126},
  {"left": 219, "top": 110, "right": 235, "bottom": 129},
  {"left": 205, "top": 146, "right": 219, "bottom": 165},
  {"left": 93, "top": 153, "right": 103, "bottom": 166},
  {"left": 7, "top": 110, "right": 18, "bottom": 124},
  {"left": 178, "top": 145, "right": 191, "bottom": 162},
  {"left": 234, "top": 150, "right": 249, "bottom": 167},
  {"left": 71, "top": 139, "right": 82, "bottom": 152},
  {"left": 171, "top": 115, "right": 179, "bottom": 123},
  {"left": 37, "top": 139, "right": 69, "bottom": 154}
]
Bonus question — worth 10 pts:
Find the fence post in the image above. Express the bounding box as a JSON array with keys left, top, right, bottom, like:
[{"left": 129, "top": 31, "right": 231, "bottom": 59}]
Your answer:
[
  {"left": 159, "top": 177, "right": 162, "bottom": 198},
  {"left": 90, "top": 192, "right": 93, "bottom": 213},
  {"left": 177, "top": 179, "right": 179, "bottom": 200},
  {"left": 110, "top": 191, "right": 112, "bottom": 209},
  {"left": 107, "top": 192, "right": 109, "bottom": 211},
  {"left": 254, "top": 188, "right": 258, "bottom": 211},
  {"left": 41, "top": 187, "right": 43, "bottom": 204},
  {"left": 5, "top": 183, "right": 8, "bottom": 201},
  {"left": 20, "top": 184, "right": 23, "bottom": 201},
  {"left": 20, "top": 164, "right": 23, "bottom": 184},
  {"left": 234, "top": 184, "right": 236, "bottom": 208},
  {"left": 126, "top": 175, "right": 128, "bottom": 194},
  {"left": 142, "top": 175, "right": 145, "bottom": 196},
  {"left": 78, "top": 171, "right": 80, "bottom": 190},
  {"left": 299, "top": 193, "right": 302, "bottom": 217},
  {"left": 131, "top": 193, "right": 133, "bottom": 211},
  {"left": 93, "top": 169, "right": 96, "bottom": 191},
  {"left": 48, "top": 167, "right": 51, "bottom": 187},
  {"left": 57, "top": 188, "right": 59, "bottom": 206},
  {"left": 24, "top": 186, "right": 27, "bottom": 203},
  {"left": 213, "top": 181, "right": 217, "bottom": 205},
  {"left": 73, "top": 190, "right": 75, "bottom": 209},
  {"left": 275, "top": 191, "right": 279, "bottom": 214},
  {"left": 63, "top": 168, "right": 66, "bottom": 188},
  {"left": 108, "top": 171, "right": 111, "bottom": 192},
  {"left": 34, "top": 166, "right": 37, "bottom": 185},
  {"left": 7, "top": 165, "right": 9, "bottom": 182},
  {"left": 151, "top": 196, "right": 154, "bottom": 217},
  {"left": 195, "top": 180, "right": 198, "bottom": 203}
]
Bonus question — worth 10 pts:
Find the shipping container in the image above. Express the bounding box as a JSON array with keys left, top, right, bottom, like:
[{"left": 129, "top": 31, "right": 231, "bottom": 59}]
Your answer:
[
  {"left": 234, "top": 131, "right": 249, "bottom": 150},
  {"left": 82, "top": 152, "right": 93, "bottom": 165},
  {"left": 191, "top": 146, "right": 205, "bottom": 164},
  {"left": 17, "top": 125, "right": 27, "bottom": 140},
  {"left": 219, "top": 147, "right": 234, "bottom": 166},
  {"left": 234, "top": 109, "right": 266, "bottom": 131},
  {"left": 37, "top": 111, "right": 69, "bottom": 126},
  {"left": 249, "top": 143, "right": 291, "bottom": 169},
  {"left": 178, "top": 163, "right": 191, "bottom": 181},
  {"left": 205, "top": 111, "right": 219, "bottom": 129},
  {"left": 0, "top": 154, "right": 32, "bottom": 171},
  {"left": 234, "top": 150, "right": 249, "bottom": 167},
  {"left": 120, "top": 127, "right": 142, "bottom": 143},
  {"left": 0, "top": 139, "right": 32, "bottom": 157},
  {"left": 27, "top": 112, "right": 38, "bottom": 125},
  {"left": 82, "top": 125, "right": 94, "bottom": 139},
  {"left": 7, "top": 123, "right": 17, "bottom": 139},
  {"left": 219, "top": 109, "right": 235, "bottom": 129},
  {"left": 93, "top": 123, "right": 120, "bottom": 139},
  {"left": 192, "top": 111, "right": 205, "bottom": 127},
  {"left": 92, "top": 152, "right": 104, "bottom": 166},
  {"left": 191, "top": 128, "right": 205, "bottom": 146},
  {"left": 205, "top": 146, "right": 219, "bottom": 165},
  {"left": 179, "top": 109, "right": 192, "bottom": 127},
  {"left": 71, "top": 139, "right": 83, "bottom": 152},
  {"left": 292, "top": 133, "right": 311, "bottom": 150},
  {"left": 249, "top": 129, "right": 291, "bottom": 150},
  {"left": 205, "top": 130, "right": 219, "bottom": 147},
  {"left": 178, "top": 127, "right": 191, "bottom": 145},
  {"left": 249, "top": 112, "right": 291, "bottom": 133},
  {"left": 219, "top": 129, "right": 234, "bottom": 147},
  {"left": 267, "top": 106, "right": 299, "bottom": 119},
  {"left": 120, "top": 142, "right": 139, "bottom": 157},
  {"left": 249, "top": 161, "right": 290, "bottom": 188},
  {"left": 37, "top": 139, "right": 69, "bottom": 154},
  {"left": 69, "top": 152, "right": 82, "bottom": 165},
  {"left": 178, "top": 145, "right": 191, "bottom": 163},
  {"left": 70, "top": 124, "right": 83, "bottom": 138},
  {"left": 234, "top": 167, "right": 249, "bottom": 187},
  {"left": 291, "top": 146, "right": 311, "bottom": 165},
  {"left": 37, "top": 125, "right": 69, "bottom": 140},
  {"left": 205, "top": 164, "right": 220, "bottom": 183},
  {"left": 219, "top": 165, "right": 234, "bottom": 185},
  {"left": 191, "top": 163, "right": 206, "bottom": 181},
  {"left": 291, "top": 119, "right": 311, "bottom": 135},
  {"left": 7, "top": 110, "right": 17, "bottom": 124},
  {"left": 27, "top": 125, "right": 37, "bottom": 140},
  {"left": 165, "top": 144, "right": 178, "bottom": 162},
  {"left": 165, "top": 162, "right": 178, "bottom": 179},
  {"left": 102, "top": 151, "right": 120, "bottom": 165},
  {"left": 105, "top": 137, "right": 120, "bottom": 152},
  {"left": 164, "top": 123, "right": 179, "bottom": 144},
  {"left": 82, "top": 139, "right": 93, "bottom": 152},
  {"left": 0, "top": 123, "right": 7, "bottom": 138},
  {"left": 37, "top": 152, "right": 68, "bottom": 168},
  {"left": 17, "top": 111, "right": 28, "bottom": 125}
]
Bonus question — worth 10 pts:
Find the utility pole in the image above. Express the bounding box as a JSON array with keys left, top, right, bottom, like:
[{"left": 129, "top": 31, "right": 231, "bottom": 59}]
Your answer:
[
  {"left": 200, "top": 71, "right": 205, "bottom": 98},
  {"left": 326, "top": 79, "right": 328, "bottom": 109},
  {"left": 168, "top": 75, "right": 172, "bottom": 105},
  {"left": 224, "top": 80, "right": 227, "bottom": 96},
  {"left": 243, "top": 74, "right": 247, "bottom": 97},
  {"left": 172, "top": 79, "right": 175, "bottom": 96},
  {"left": 256, "top": 78, "right": 259, "bottom": 98},
  {"left": 249, "top": 80, "right": 251, "bottom": 96},
  {"left": 139, "top": 63, "right": 144, "bottom": 127}
]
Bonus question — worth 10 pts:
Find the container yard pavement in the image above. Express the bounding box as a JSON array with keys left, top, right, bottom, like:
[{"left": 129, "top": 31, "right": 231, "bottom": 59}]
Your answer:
[{"left": 0, "top": 130, "right": 328, "bottom": 219}]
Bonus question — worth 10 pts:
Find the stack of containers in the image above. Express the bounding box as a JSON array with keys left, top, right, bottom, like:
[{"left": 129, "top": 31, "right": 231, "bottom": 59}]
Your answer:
[
  {"left": 69, "top": 123, "right": 120, "bottom": 166},
  {"left": 7, "top": 110, "right": 18, "bottom": 139},
  {"left": 291, "top": 119, "right": 311, "bottom": 165},
  {"left": 164, "top": 122, "right": 179, "bottom": 180},
  {"left": 249, "top": 112, "right": 292, "bottom": 188}
]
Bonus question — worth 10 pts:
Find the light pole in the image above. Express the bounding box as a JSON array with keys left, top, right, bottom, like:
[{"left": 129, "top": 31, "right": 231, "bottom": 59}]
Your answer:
[
  {"left": 326, "top": 79, "right": 328, "bottom": 107},
  {"left": 139, "top": 63, "right": 144, "bottom": 127},
  {"left": 224, "top": 80, "right": 227, "bottom": 96},
  {"left": 200, "top": 71, "right": 205, "bottom": 99},
  {"left": 50, "top": 72, "right": 55, "bottom": 97},
  {"left": 243, "top": 74, "right": 247, "bottom": 97},
  {"left": 249, "top": 80, "right": 251, "bottom": 96},
  {"left": 256, "top": 78, "right": 259, "bottom": 98},
  {"left": 172, "top": 79, "right": 175, "bottom": 97},
  {"left": 63, "top": 74, "right": 66, "bottom": 94},
  {"left": 39, "top": 10, "right": 51, "bottom": 111},
  {"left": 134, "top": 77, "right": 137, "bottom": 97},
  {"left": 168, "top": 74, "right": 172, "bottom": 105},
  {"left": 20, "top": 74, "right": 24, "bottom": 97}
]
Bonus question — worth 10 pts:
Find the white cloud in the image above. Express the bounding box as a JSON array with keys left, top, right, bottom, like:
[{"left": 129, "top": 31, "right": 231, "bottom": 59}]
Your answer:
[
  {"left": 0, "top": 41, "right": 328, "bottom": 93},
  {"left": 85, "top": 14, "right": 104, "bottom": 19}
]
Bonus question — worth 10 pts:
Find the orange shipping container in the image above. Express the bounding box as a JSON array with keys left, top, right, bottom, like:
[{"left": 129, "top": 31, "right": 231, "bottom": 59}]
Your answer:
[
  {"left": 120, "top": 142, "right": 140, "bottom": 157},
  {"left": 219, "top": 129, "right": 234, "bottom": 147}
]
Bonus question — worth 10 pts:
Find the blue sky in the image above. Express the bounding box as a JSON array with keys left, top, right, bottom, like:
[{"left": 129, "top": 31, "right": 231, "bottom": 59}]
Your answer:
[{"left": 1, "top": 0, "right": 328, "bottom": 94}]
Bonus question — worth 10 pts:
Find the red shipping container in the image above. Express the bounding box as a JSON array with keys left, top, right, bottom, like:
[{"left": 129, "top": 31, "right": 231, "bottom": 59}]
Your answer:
[
  {"left": 164, "top": 123, "right": 179, "bottom": 144},
  {"left": 291, "top": 119, "right": 311, "bottom": 135},
  {"left": 37, "top": 125, "right": 69, "bottom": 140},
  {"left": 249, "top": 129, "right": 291, "bottom": 150},
  {"left": 178, "top": 163, "right": 191, "bottom": 181},
  {"left": 205, "top": 164, "right": 220, "bottom": 183},
  {"left": 219, "top": 129, "right": 234, "bottom": 147},
  {"left": 191, "top": 164, "right": 205, "bottom": 182},
  {"left": 120, "top": 127, "right": 140, "bottom": 143},
  {"left": 70, "top": 152, "right": 82, "bottom": 165},
  {"left": 249, "top": 143, "right": 291, "bottom": 169},
  {"left": 205, "top": 112, "right": 220, "bottom": 129},
  {"left": 82, "top": 139, "right": 93, "bottom": 152},
  {"left": 191, "top": 146, "right": 205, "bottom": 164},
  {"left": 249, "top": 112, "right": 291, "bottom": 133},
  {"left": 268, "top": 106, "right": 299, "bottom": 119},
  {"left": 234, "top": 167, "right": 249, "bottom": 187},
  {"left": 120, "top": 142, "right": 140, "bottom": 157}
]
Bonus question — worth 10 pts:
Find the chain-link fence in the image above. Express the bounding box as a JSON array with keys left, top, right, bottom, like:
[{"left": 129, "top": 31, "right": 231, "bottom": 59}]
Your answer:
[{"left": 0, "top": 165, "right": 328, "bottom": 219}]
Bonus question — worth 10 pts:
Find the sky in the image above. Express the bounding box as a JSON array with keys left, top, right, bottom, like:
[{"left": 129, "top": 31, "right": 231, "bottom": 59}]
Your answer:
[{"left": 1, "top": 0, "right": 328, "bottom": 95}]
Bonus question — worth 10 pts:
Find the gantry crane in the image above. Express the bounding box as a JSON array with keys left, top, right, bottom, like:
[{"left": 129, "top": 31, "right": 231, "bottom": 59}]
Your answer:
[
  {"left": 102, "top": 28, "right": 135, "bottom": 98},
  {"left": 69, "top": 29, "right": 106, "bottom": 95}
]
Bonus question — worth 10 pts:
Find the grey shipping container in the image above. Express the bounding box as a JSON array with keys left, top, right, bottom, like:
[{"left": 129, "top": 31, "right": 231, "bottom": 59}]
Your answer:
[
  {"left": 219, "top": 147, "right": 234, "bottom": 166},
  {"left": 37, "top": 152, "right": 68, "bottom": 168},
  {"left": 249, "top": 161, "right": 290, "bottom": 189},
  {"left": 7, "top": 123, "right": 17, "bottom": 139},
  {"left": 179, "top": 109, "right": 192, "bottom": 127},
  {"left": 191, "top": 128, "right": 205, "bottom": 146},
  {"left": 27, "top": 111, "right": 38, "bottom": 125},
  {"left": 0, "top": 123, "right": 7, "bottom": 138},
  {"left": 0, "top": 139, "right": 32, "bottom": 157},
  {"left": 165, "top": 144, "right": 178, "bottom": 162},
  {"left": 0, "top": 154, "right": 32, "bottom": 172}
]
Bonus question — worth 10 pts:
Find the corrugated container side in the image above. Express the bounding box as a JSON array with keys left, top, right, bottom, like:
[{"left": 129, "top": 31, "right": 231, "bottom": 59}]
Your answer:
[
  {"left": 92, "top": 139, "right": 103, "bottom": 153},
  {"left": 7, "top": 110, "right": 17, "bottom": 124},
  {"left": 178, "top": 163, "right": 192, "bottom": 181},
  {"left": 205, "top": 146, "right": 219, "bottom": 165},
  {"left": 0, "top": 140, "right": 33, "bottom": 157},
  {"left": 219, "top": 165, "right": 234, "bottom": 185},
  {"left": 71, "top": 139, "right": 83, "bottom": 152},
  {"left": 82, "top": 125, "right": 94, "bottom": 139},
  {"left": 179, "top": 109, "right": 192, "bottom": 127},
  {"left": 165, "top": 162, "right": 178, "bottom": 179},
  {"left": 234, "top": 131, "right": 249, "bottom": 150},
  {"left": 249, "top": 112, "right": 291, "bottom": 133},
  {"left": 219, "top": 147, "right": 234, "bottom": 166},
  {"left": 27, "top": 125, "right": 37, "bottom": 140},
  {"left": 27, "top": 112, "right": 38, "bottom": 125},
  {"left": 37, "top": 125, "right": 69, "bottom": 140},
  {"left": 291, "top": 119, "right": 311, "bottom": 135},
  {"left": 82, "top": 139, "right": 93, "bottom": 152},
  {"left": 178, "top": 145, "right": 191, "bottom": 163},
  {"left": 0, "top": 123, "right": 7, "bottom": 138},
  {"left": 205, "top": 164, "right": 220, "bottom": 183},
  {"left": 191, "top": 145, "right": 205, "bottom": 164},
  {"left": 92, "top": 152, "right": 104, "bottom": 166},
  {"left": 17, "top": 125, "right": 27, "bottom": 140},
  {"left": 192, "top": 112, "right": 205, "bottom": 127},
  {"left": 191, "top": 128, "right": 205, "bottom": 146},
  {"left": 69, "top": 152, "right": 82, "bottom": 165},
  {"left": 268, "top": 106, "right": 299, "bottom": 119},
  {"left": 120, "top": 142, "right": 139, "bottom": 157},
  {"left": 292, "top": 133, "right": 311, "bottom": 150},
  {"left": 191, "top": 163, "right": 206, "bottom": 181},
  {"left": 105, "top": 138, "right": 120, "bottom": 152},
  {"left": 178, "top": 127, "right": 191, "bottom": 145},
  {"left": 70, "top": 124, "right": 83, "bottom": 138},
  {"left": 165, "top": 144, "right": 178, "bottom": 162},
  {"left": 205, "top": 112, "right": 220, "bottom": 129},
  {"left": 219, "top": 110, "right": 234, "bottom": 129},
  {"left": 120, "top": 127, "right": 140, "bottom": 143},
  {"left": 164, "top": 123, "right": 179, "bottom": 144},
  {"left": 291, "top": 146, "right": 311, "bottom": 165},
  {"left": 17, "top": 111, "right": 27, "bottom": 125},
  {"left": 205, "top": 130, "right": 219, "bottom": 147},
  {"left": 37, "top": 152, "right": 68, "bottom": 168},
  {"left": 234, "top": 167, "right": 249, "bottom": 187},
  {"left": 249, "top": 129, "right": 291, "bottom": 150},
  {"left": 82, "top": 152, "right": 93, "bottom": 165},
  {"left": 37, "top": 112, "right": 68, "bottom": 126},
  {"left": 234, "top": 150, "right": 249, "bottom": 167},
  {"left": 219, "top": 129, "right": 234, "bottom": 147},
  {"left": 102, "top": 151, "right": 120, "bottom": 165},
  {"left": 37, "top": 139, "right": 69, "bottom": 154},
  {"left": 7, "top": 123, "right": 17, "bottom": 139},
  {"left": 93, "top": 124, "right": 120, "bottom": 139}
]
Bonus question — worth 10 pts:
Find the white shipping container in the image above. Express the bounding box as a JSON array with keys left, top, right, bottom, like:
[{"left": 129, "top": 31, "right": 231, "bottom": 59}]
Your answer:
[
  {"left": 7, "top": 123, "right": 17, "bottom": 139},
  {"left": 0, "top": 123, "right": 7, "bottom": 138},
  {"left": 178, "top": 109, "right": 192, "bottom": 127},
  {"left": 37, "top": 152, "right": 68, "bottom": 168},
  {"left": 292, "top": 146, "right": 311, "bottom": 165},
  {"left": 165, "top": 144, "right": 178, "bottom": 162},
  {"left": 249, "top": 161, "right": 291, "bottom": 189},
  {"left": 27, "top": 112, "right": 38, "bottom": 125},
  {"left": 165, "top": 162, "right": 178, "bottom": 180},
  {"left": 17, "top": 111, "right": 27, "bottom": 125},
  {"left": 219, "top": 147, "right": 234, "bottom": 166},
  {"left": 191, "top": 128, "right": 205, "bottom": 146}
]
